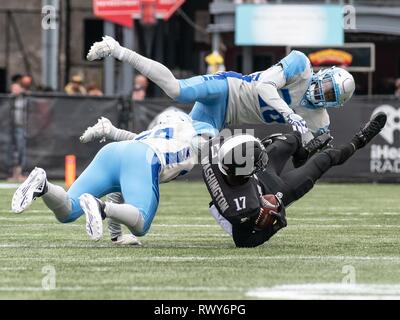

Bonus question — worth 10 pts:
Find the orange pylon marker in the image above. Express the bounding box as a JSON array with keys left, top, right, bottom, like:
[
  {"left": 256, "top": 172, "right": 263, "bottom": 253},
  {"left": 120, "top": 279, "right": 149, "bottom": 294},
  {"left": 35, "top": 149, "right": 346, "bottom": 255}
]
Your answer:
[{"left": 65, "top": 155, "right": 76, "bottom": 188}]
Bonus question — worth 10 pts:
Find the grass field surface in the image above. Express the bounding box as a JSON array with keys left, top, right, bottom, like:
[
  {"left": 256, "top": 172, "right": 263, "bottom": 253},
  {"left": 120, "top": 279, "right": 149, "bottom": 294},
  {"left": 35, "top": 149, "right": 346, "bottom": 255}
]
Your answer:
[{"left": 0, "top": 181, "right": 400, "bottom": 299}]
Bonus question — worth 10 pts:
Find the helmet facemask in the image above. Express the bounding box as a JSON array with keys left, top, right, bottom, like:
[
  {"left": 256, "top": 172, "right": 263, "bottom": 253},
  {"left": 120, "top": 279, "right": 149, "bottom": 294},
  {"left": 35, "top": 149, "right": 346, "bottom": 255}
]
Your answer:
[
  {"left": 253, "top": 146, "right": 269, "bottom": 174},
  {"left": 306, "top": 68, "right": 341, "bottom": 108}
]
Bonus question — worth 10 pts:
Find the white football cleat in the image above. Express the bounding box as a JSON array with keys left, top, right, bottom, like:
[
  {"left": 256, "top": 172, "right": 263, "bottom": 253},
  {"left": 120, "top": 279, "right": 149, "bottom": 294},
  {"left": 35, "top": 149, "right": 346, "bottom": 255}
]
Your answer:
[
  {"left": 80, "top": 193, "right": 104, "bottom": 241},
  {"left": 86, "top": 35, "right": 122, "bottom": 61},
  {"left": 112, "top": 234, "right": 142, "bottom": 246},
  {"left": 80, "top": 117, "right": 112, "bottom": 143},
  {"left": 12, "top": 167, "right": 47, "bottom": 214}
]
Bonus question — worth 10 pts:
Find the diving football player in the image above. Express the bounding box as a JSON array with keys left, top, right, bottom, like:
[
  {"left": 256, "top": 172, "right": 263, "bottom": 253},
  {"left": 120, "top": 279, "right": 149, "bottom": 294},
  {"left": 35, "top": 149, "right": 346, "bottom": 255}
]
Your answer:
[
  {"left": 11, "top": 109, "right": 210, "bottom": 242},
  {"left": 87, "top": 36, "right": 355, "bottom": 143},
  {"left": 201, "top": 112, "right": 387, "bottom": 247}
]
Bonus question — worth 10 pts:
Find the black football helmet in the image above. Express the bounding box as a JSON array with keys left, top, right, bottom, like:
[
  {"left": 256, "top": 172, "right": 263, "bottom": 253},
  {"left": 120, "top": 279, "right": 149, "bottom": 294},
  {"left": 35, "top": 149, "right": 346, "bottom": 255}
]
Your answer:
[{"left": 218, "top": 135, "right": 269, "bottom": 177}]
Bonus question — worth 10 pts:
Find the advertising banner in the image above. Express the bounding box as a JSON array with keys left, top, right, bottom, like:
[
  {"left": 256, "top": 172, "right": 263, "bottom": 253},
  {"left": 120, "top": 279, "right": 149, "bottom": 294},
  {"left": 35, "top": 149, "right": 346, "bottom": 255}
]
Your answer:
[
  {"left": 288, "top": 43, "right": 375, "bottom": 72},
  {"left": 235, "top": 4, "right": 344, "bottom": 47},
  {"left": 324, "top": 96, "right": 400, "bottom": 182}
]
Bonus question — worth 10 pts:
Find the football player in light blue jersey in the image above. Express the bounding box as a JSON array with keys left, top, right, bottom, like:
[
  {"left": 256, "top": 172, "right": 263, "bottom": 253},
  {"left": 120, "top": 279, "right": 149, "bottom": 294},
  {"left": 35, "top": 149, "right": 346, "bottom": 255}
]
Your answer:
[
  {"left": 87, "top": 36, "right": 355, "bottom": 143},
  {"left": 11, "top": 109, "right": 213, "bottom": 243}
]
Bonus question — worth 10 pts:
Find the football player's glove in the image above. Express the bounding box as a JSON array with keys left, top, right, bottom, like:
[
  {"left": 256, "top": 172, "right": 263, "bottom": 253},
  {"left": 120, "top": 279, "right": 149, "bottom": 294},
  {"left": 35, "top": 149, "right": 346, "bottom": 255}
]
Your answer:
[
  {"left": 260, "top": 133, "right": 285, "bottom": 148},
  {"left": 287, "top": 113, "right": 308, "bottom": 134},
  {"left": 269, "top": 193, "right": 287, "bottom": 232},
  {"left": 80, "top": 117, "right": 114, "bottom": 143},
  {"left": 87, "top": 36, "right": 124, "bottom": 61}
]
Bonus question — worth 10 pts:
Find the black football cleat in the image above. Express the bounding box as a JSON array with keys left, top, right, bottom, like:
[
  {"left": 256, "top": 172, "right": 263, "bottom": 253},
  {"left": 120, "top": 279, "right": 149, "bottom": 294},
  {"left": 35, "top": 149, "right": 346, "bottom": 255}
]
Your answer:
[
  {"left": 352, "top": 112, "right": 387, "bottom": 149},
  {"left": 304, "top": 132, "right": 334, "bottom": 155},
  {"left": 293, "top": 133, "right": 333, "bottom": 168}
]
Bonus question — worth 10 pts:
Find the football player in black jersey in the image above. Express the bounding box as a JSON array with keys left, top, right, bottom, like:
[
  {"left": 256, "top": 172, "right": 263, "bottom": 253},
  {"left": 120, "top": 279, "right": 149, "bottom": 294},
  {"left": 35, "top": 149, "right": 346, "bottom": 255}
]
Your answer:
[{"left": 201, "top": 112, "right": 387, "bottom": 248}]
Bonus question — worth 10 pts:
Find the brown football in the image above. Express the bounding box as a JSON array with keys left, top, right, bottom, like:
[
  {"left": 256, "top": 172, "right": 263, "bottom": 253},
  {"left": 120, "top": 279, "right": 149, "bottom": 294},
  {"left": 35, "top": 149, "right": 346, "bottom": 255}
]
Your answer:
[{"left": 255, "top": 194, "right": 279, "bottom": 230}]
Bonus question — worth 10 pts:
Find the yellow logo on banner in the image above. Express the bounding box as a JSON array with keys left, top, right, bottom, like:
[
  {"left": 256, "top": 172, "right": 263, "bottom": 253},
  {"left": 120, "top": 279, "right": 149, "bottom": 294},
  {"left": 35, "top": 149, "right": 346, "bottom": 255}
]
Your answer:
[{"left": 308, "top": 49, "right": 353, "bottom": 66}]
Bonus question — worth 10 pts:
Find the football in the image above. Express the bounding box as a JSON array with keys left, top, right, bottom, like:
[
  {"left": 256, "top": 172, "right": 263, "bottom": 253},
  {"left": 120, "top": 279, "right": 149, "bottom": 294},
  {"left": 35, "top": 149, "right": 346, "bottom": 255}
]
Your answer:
[{"left": 255, "top": 194, "right": 280, "bottom": 230}]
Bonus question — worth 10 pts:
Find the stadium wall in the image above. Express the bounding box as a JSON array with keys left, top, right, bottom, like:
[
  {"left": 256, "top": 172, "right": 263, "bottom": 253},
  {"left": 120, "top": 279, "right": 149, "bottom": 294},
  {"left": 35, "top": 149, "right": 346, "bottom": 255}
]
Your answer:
[{"left": 0, "top": 94, "right": 400, "bottom": 182}]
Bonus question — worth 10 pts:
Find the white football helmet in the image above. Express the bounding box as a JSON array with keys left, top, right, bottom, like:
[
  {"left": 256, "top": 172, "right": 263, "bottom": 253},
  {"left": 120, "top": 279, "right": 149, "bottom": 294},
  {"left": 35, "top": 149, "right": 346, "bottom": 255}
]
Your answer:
[
  {"left": 306, "top": 66, "right": 355, "bottom": 108},
  {"left": 148, "top": 107, "right": 191, "bottom": 129}
]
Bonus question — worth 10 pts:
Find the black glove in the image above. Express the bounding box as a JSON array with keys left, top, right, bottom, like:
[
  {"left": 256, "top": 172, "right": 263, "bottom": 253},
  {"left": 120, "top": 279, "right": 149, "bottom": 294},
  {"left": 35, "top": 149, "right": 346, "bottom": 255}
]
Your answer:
[
  {"left": 270, "top": 193, "right": 287, "bottom": 232},
  {"left": 260, "top": 133, "right": 285, "bottom": 148},
  {"left": 271, "top": 207, "right": 287, "bottom": 233}
]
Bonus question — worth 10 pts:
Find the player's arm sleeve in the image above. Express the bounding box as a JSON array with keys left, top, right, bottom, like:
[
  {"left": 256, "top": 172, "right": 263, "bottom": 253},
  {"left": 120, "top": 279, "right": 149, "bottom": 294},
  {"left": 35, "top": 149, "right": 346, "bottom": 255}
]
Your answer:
[
  {"left": 232, "top": 223, "right": 277, "bottom": 248},
  {"left": 256, "top": 51, "right": 311, "bottom": 121},
  {"left": 255, "top": 65, "right": 295, "bottom": 120},
  {"left": 295, "top": 106, "right": 331, "bottom": 136}
]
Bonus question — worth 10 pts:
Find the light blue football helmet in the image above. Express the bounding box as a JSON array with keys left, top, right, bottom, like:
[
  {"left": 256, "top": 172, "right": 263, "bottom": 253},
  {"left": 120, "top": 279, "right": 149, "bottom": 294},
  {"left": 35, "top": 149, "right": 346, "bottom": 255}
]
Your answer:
[{"left": 306, "top": 66, "right": 355, "bottom": 108}]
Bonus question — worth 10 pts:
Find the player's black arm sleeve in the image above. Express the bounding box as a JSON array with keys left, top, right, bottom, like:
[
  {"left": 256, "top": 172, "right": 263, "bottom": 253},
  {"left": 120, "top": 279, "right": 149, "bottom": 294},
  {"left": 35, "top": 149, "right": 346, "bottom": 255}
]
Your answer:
[{"left": 232, "top": 224, "right": 277, "bottom": 248}]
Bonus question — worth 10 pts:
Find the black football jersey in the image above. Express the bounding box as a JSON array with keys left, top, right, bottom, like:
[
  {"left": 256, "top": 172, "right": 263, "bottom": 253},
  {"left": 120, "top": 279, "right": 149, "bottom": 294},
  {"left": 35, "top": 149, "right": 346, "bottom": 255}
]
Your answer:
[
  {"left": 202, "top": 161, "right": 263, "bottom": 225},
  {"left": 201, "top": 137, "right": 287, "bottom": 247}
]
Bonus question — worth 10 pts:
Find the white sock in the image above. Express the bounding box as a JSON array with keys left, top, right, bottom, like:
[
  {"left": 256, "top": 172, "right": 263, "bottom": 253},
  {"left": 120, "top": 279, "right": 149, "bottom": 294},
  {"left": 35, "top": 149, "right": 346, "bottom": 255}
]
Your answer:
[
  {"left": 104, "top": 202, "right": 144, "bottom": 236},
  {"left": 111, "top": 128, "right": 136, "bottom": 141},
  {"left": 106, "top": 193, "right": 124, "bottom": 239},
  {"left": 108, "top": 219, "right": 123, "bottom": 239},
  {"left": 118, "top": 48, "right": 180, "bottom": 99},
  {"left": 42, "top": 182, "right": 71, "bottom": 222}
]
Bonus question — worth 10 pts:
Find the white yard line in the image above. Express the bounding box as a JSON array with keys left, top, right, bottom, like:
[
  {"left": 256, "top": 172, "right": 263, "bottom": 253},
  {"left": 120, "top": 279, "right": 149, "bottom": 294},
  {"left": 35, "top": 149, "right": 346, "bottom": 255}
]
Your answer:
[
  {"left": 246, "top": 283, "right": 400, "bottom": 300},
  {"left": 3, "top": 283, "right": 400, "bottom": 298},
  {"left": 0, "top": 224, "right": 81, "bottom": 228},
  {"left": 1, "top": 255, "right": 400, "bottom": 262},
  {"left": 0, "top": 285, "right": 244, "bottom": 293},
  {"left": 288, "top": 224, "right": 400, "bottom": 228},
  {"left": 0, "top": 184, "right": 19, "bottom": 189},
  {"left": 3, "top": 221, "right": 400, "bottom": 228}
]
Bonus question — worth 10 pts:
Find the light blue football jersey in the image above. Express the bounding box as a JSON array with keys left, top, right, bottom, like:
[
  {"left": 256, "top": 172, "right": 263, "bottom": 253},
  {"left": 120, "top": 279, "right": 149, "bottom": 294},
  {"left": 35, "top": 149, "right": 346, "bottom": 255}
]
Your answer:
[{"left": 224, "top": 50, "right": 330, "bottom": 134}]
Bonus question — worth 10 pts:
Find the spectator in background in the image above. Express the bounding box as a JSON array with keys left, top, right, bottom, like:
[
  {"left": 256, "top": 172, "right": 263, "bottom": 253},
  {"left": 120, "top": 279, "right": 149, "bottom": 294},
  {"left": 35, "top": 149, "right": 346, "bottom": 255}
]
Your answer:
[
  {"left": 395, "top": 78, "right": 400, "bottom": 98},
  {"left": 7, "top": 74, "right": 30, "bottom": 182},
  {"left": 10, "top": 74, "right": 24, "bottom": 95},
  {"left": 87, "top": 82, "right": 103, "bottom": 96},
  {"left": 65, "top": 74, "right": 87, "bottom": 95},
  {"left": 20, "top": 75, "right": 33, "bottom": 92},
  {"left": 132, "top": 74, "right": 149, "bottom": 101}
]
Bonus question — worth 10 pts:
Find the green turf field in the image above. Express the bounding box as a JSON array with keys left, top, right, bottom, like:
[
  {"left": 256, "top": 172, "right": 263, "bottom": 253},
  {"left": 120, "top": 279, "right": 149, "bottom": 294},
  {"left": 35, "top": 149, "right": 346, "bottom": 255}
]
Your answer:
[{"left": 1, "top": 181, "right": 400, "bottom": 299}]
